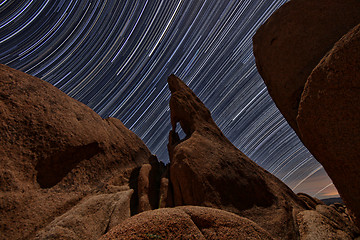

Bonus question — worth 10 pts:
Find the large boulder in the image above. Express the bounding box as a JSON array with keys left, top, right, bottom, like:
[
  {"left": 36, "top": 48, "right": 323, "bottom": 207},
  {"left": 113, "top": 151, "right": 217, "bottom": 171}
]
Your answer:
[
  {"left": 0, "top": 64, "right": 151, "bottom": 192},
  {"left": 297, "top": 24, "right": 360, "bottom": 227},
  {"left": 100, "top": 206, "right": 274, "bottom": 240},
  {"left": 166, "top": 75, "right": 306, "bottom": 239},
  {"left": 0, "top": 64, "right": 153, "bottom": 239},
  {"left": 253, "top": 0, "right": 360, "bottom": 134}
]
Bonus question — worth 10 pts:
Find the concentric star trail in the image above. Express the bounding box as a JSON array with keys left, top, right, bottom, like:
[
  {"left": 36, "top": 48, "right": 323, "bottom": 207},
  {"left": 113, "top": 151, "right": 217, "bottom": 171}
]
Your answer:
[{"left": 0, "top": 0, "right": 338, "bottom": 198}]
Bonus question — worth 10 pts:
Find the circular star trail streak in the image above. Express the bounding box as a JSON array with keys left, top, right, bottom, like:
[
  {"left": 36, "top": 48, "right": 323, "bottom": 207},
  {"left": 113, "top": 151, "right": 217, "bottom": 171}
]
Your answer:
[{"left": 0, "top": 0, "right": 338, "bottom": 198}]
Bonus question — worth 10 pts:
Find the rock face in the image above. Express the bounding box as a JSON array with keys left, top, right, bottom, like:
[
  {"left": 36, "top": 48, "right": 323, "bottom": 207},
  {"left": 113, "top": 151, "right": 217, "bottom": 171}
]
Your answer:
[
  {"left": 295, "top": 193, "right": 359, "bottom": 239},
  {"left": 34, "top": 190, "right": 133, "bottom": 240},
  {"left": 296, "top": 193, "right": 323, "bottom": 210},
  {"left": 253, "top": 0, "right": 360, "bottom": 228},
  {"left": 297, "top": 204, "right": 359, "bottom": 239},
  {"left": 0, "top": 64, "right": 151, "bottom": 192},
  {"left": 137, "top": 156, "right": 166, "bottom": 213},
  {"left": 1, "top": 64, "right": 359, "bottom": 239},
  {"left": 0, "top": 64, "right": 152, "bottom": 239},
  {"left": 166, "top": 75, "right": 306, "bottom": 239},
  {"left": 297, "top": 23, "right": 360, "bottom": 227},
  {"left": 101, "top": 206, "right": 274, "bottom": 240},
  {"left": 253, "top": 0, "right": 360, "bottom": 134}
]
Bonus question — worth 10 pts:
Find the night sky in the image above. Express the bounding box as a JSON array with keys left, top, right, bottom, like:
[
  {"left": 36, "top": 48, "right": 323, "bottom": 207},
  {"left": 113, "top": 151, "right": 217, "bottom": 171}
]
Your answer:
[{"left": 0, "top": 0, "right": 339, "bottom": 199}]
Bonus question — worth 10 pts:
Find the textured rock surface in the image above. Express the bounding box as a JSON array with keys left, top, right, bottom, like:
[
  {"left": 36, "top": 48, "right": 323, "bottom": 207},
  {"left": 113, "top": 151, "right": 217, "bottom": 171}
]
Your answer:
[
  {"left": 0, "top": 190, "right": 84, "bottom": 240},
  {"left": 101, "top": 206, "right": 274, "bottom": 240},
  {"left": 0, "top": 64, "right": 152, "bottom": 239},
  {"left": 137, "top": 156, "right": 166, "bottom": 213},
  {"left": 35, "top": 190, "right": 133, "bottom": 240},
  {"left": 297, "top": 204, "right": 360, "bottom": 240},
  {"left": 297, "top": 193, "right": 324, "bottom": 210},
  {"left": 253, "top": 0, "right": 360, "bottom": 134},
  {"left": 167, "top": 75, "right": 306, "bottom": 239},
  {"left": 297, "top": 24, "right": 360, "bottom": 227},
  {"left": 0, "top": 64, "right": 151, "bottom": 192}
]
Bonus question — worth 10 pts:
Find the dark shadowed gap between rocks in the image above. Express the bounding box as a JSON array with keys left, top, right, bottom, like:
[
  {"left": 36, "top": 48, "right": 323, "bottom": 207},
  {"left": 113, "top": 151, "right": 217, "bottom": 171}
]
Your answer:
[
  {"left": 129, "top": 167, "right": 141, "bottom": 216},
  {"left": 36, "top": 142, "right": 103, "bottom": 188},
  {"left": 128, "top": 155, "right": 167, "bottom": 216}
]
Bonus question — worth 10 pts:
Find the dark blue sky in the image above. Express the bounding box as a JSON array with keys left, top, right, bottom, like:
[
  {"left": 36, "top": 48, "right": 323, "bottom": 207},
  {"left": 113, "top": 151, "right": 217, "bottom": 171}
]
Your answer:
[{"left": 0, "top": 0, "right": 338, "bottom": 198}]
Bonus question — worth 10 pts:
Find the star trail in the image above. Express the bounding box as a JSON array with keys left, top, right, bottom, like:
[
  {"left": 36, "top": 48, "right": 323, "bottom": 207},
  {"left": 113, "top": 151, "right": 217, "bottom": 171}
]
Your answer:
[{"left": 0, "top": 0, "right": 338, "bottom": 198}]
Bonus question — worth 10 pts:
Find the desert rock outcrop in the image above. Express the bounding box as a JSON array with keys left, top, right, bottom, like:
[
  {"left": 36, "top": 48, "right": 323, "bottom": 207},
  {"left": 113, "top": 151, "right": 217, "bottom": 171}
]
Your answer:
[
  {"left": 297, "top": 23, "right": 360, "bottom": 227},
  {"left": 137, "top": 155, "right": 166, "bottom": 213},
  {"left": 0, "top": 64, "right": 152, "bottom": 239},
  {"left": 167, "top": 75, "right": 306, "bottom": 239},
  {"left": 101, "top": 206, "right": 274, "bottom": 240},
  {"left": 253, "top": 0, "right": 360, "bottom": 134},
  {"left": 34, "top": 190, "right": 133, "bottom": 240},
  {"left": 297, "top": 204, "right": 359, "bottom": 239},
  {"left": 0, "top": 64, "right": 151, "bottom": 192},
  {"left": 253, "top": 0, "right": 360, "bottom": 228},
  {"left": 1, "top": 64, "right": 359, "bottom": 239}
]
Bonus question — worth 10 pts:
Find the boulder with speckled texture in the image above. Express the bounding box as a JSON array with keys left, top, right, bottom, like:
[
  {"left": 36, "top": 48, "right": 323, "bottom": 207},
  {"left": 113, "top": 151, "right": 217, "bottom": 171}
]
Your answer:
[{"left": 100, "top": 206, "right": 275, "bottom": 240}]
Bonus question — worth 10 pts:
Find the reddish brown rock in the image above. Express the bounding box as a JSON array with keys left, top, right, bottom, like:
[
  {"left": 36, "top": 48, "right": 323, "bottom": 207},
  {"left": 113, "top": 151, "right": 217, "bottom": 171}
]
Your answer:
[
  {"left": 137, "top": 164, "right": 153, "bottom": 212},
  {"left": 137, "top": 156, "right": 166, "bottom": 213},
  {"left": 100, "top": 206, "right": 274, "bottom": 240},
  {"left": 167, "top": 75, "right": 306, "bottom": 239},
  {"left": 253, "top": 0, "right": 360, "bottom": 134},
  {"left": 0, "top": 64, "right": 152, "bottom": 239},
  {"left": 0, "top": 190, "right": 84, "bottom": 239},
  {"left": 297, "top": 24, "right": 360, "bottom": 227},
  {"left": 297, "top": 204, "right": 360, "bottom": 240},
  {"left": 297, "top": 193, "right": 324, "bottom": 210},
  {"left": 35, "top": 190, "right": 133, "bottom": 240},
  {"left": 0, "top": 64, "right": 151, "bottom": 192},
  {"left": 158, "top": 176, "right": 172, "bottom": 208}
]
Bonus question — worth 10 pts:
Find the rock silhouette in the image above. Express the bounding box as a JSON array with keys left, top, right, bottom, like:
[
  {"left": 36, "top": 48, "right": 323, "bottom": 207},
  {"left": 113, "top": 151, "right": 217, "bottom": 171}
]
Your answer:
[
  {"left": 253, "top": 0, "right": 360, "bottom": 135},
  {"left": 167, "top": 74, "right": 306, "bottom": 239},
  {"left": 253, "top": 0, "right": 360, "bottom": 228}
]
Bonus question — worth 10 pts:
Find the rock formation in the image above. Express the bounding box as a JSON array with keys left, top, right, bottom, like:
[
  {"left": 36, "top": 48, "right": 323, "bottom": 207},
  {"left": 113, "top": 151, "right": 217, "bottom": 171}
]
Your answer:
[
  {"left": 166, "top": 74, "right": 306, "bottom": 239},
  {"left": 0, "top": 64, "right": 153, "bottom": 239},
  {"left": 1, "top": 64, "right": 359, "bottom": 239},
  {"left": 137, "top": 155, "right": 166, "bottom": 213},
  {"left": 297, "top": 23, "right": 360, "bottom": 227},
  {"left": 101, "top": 206, "right": 274, "bottom": 240},
  {"left": 34, "top": 190, "right": 133, "bottom": 240},
  {"left": 253, "top": 0, "right": 360, "bottom": 228},
  {"left": 297, "top": 204, "right": 359, "bottom": 239},
  {"left": 0, "top": 64, "right": 151, "bottom": 192},
  {"left": 253, "top": 0, "right": 360, "bottom": 134},
  {"left": 296, "top": 193, "right": 359, "bottom": 239},
  {"left": 296, "top": 193, "right": 323, "bottom": 210}
]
